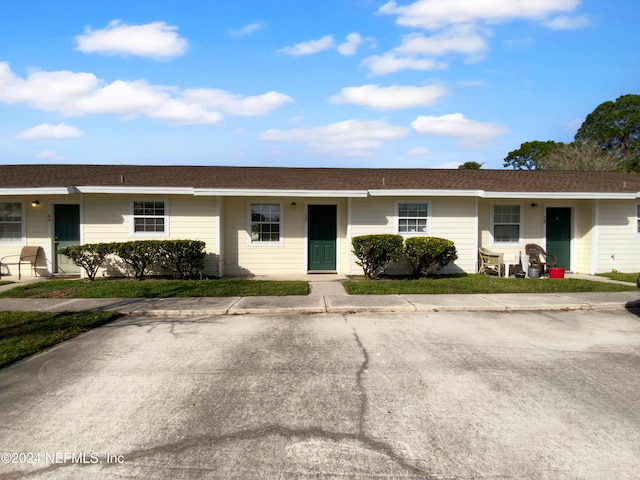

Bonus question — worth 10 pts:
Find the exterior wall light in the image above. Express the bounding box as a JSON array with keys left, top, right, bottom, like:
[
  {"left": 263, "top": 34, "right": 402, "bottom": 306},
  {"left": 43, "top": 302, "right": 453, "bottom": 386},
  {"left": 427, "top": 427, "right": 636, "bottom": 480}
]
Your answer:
[{"left": 31, "top": 200, "right": 40, "bottom": 207}]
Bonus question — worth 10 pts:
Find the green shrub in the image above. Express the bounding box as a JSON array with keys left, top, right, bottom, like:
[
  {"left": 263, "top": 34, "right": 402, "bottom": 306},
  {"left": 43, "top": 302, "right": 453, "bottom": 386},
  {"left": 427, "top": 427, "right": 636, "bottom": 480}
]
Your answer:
[
  {"left": 157, "top": 240, "right": 206, "bottom": 279},
  {"left": 352, "top": 234, "right": 404, "bottom": 278},
  {"left": 111, "top": 240, "right": 162, "bottom": 280},
  {"left": 58, "top": 243, "right": 113, "bottom": 281},
  {"left": 404, "top": 236, "right": 458, "bottom": 277}
]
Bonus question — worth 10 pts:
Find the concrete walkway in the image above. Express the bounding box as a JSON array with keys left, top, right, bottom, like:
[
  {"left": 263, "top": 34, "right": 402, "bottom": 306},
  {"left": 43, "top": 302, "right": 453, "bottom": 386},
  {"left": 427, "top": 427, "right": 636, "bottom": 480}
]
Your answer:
[{"left": 0, "top": 273, "right": 638, "bottom": 316}]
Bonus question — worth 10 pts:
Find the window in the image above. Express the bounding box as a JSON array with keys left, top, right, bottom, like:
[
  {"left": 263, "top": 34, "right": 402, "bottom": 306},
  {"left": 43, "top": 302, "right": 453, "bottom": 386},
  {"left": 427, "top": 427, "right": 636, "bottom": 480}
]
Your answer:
[
  {"left": 251, "top": 204, "right": 280, "bottom": 242},
  {"left": 0, "top": 202, "right": 23, "bottom": 243},
  {"left": 398, "top": 203, "right": 429, "bottom": 233},
  {"left": 493, "top": 205, "right": 521, "bottom": 243},
  {"left": 132, "top": 201, "right": 167, "bottom": 234},
  {"left": 637, "top": 205, "right": 640, "bottom": 233}
]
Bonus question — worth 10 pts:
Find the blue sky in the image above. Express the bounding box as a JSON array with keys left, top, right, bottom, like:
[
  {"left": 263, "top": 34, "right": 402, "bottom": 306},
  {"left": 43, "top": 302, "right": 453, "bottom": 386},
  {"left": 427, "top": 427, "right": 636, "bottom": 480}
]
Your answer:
[{"left": 0, "top": 0, "right": 638, "bottom": 169}]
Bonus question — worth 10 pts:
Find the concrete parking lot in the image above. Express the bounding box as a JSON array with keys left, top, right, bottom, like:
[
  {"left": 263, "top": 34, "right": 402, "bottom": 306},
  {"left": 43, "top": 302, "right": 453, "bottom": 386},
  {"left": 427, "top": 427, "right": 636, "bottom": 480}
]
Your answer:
[{"left": 1, "top": 309, "right": 639, "bottom": 479}]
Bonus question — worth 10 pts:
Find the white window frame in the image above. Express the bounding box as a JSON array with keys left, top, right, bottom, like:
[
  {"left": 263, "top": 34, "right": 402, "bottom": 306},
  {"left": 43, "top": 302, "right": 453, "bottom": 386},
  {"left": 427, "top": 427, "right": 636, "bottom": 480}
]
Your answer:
[
  {"left": 491, "top": 203, "right": 522, "bottom": 246},
  {"left": 0, "top": 200, "right": 25, "bottom": 245},
  {"left": 247, "top": 202, "right": 284, "bottom": 246},
  {"left": 130, "top": 199, "right": 169, "bottom": 237},
  {"left": 395, "top": 200, "right": 431, "bottom": 235}
]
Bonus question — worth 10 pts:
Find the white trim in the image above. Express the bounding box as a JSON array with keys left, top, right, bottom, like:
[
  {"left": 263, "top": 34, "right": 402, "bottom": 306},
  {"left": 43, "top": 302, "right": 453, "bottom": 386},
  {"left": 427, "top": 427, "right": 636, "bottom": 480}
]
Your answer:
[
  {"left": 369, "top": 189, "right": 640, "bottom": 200},
  {"left": 305, "top": 202, "right": 340, "bottom": 273},
  {"left": 347, "top": 198, "right": 353, "bottom": 275},
  {"left": 473, "top": 197, "right": 479, "bottom": 273},
  {"left": 0, "top": 200, "right": 26, "bottom": 246},
  {"left": 215, "top": 196, "right": 223, "bottom": 277},
  {"left": 196, "top": 188, "right": 367, "bottom": 198},
  {"left": 246, "top": 201, "right": 284, "bottom": 247},
  {"left": 78, "top": 186, "right": 193, "bottom": 195},
  {"left": 394, "top": 200, "right": 431, "bottom": 236},
  {"left": 129, "top": 199, "right": 170, "bottom": 237},
  {"left": 370, "top": 189, "right": 482, "bottom": 197},
  {"left": 544, "top": 204, "right": 576, "bottom": 272},
  {"left": 591, "top": 200, "right": 599, "bottom": 274},
  {"left": 490, "top": 202, "right": 523, "bottom": 247},
  {"left": 0, "top": 188, "right": 72, "bottom": 195}
]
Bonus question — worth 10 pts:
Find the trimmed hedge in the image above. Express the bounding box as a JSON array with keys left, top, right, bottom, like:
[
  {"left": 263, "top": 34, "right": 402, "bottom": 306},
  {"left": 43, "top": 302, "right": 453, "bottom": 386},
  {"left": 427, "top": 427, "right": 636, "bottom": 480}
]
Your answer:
[
  {"left": 404, "top": 236, "right": 458, "bottom": 278},
  {"left": 352, "top": 234, "right": 458, "bottom": 278},
  {"left": 57, "top": 243, "right": 112, "bottom": 281},
  {"left": 60, "top": 240, "right": 207, "bottom": 280},
  {"left": 352, "top": 234, "right": 404, "bottom": 279}
]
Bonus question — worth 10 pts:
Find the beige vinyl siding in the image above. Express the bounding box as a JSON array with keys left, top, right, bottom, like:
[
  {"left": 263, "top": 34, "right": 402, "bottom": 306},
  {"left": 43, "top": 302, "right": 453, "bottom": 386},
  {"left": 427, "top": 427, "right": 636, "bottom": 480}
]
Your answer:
[
  {"left": 0, "top": 195, "right": 82, "bottom": 278},
  {"left": 595, "top": 200, "right": 640, "bottom": 273},
  {"left": 349, "top": 197, "right": 476, "bottom": 275},
  {"left": 430, "top": 197, "right": 477, "bottom": 273},
  {"left": 83, "top": 194, "right": 219, "bottom": 277},
  {"left": 575, "top": 200, "right": 594, "bottom": 274},
  {"left": 222, "top": 197, "right": 304, "bottom": 276},
  {"left": 479, "top": 199, "right": 545, "bottom": 270}
]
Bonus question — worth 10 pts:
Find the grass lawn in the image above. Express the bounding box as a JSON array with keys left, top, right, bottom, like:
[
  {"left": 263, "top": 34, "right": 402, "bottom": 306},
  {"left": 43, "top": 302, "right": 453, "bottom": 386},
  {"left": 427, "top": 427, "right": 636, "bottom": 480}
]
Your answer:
[
  {"left": 597, "top": 272, "right": 639, "bottom": 284},
  {"left": 0, "top": 278, "right": 309, "bottom": 298},
  {"left": 344, "top": 274, "right": 639, "bottom": 295},
  {"left": 0, "top": 311, "right": 121, "bottom": 369}
]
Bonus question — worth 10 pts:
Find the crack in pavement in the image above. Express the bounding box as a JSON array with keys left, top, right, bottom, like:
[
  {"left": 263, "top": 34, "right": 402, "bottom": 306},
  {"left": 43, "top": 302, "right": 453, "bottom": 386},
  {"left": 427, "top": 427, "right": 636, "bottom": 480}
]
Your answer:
[
  {"left": 1, "top": 425, "right": 434, "bottom": 479},
  {"left": 352, "top": 327, "right": 369, "bottom": 434},
  {"left": 1, "top": 316, "right": 435, "bottom": 480}
]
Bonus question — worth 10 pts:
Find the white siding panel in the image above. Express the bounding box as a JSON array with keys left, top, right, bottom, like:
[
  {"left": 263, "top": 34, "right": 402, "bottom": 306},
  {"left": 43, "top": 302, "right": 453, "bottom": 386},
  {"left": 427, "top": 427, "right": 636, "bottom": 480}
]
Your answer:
[
  {"left": 83, "top": 194, "right": 219, "bottom": 277},
  {"left": 349, "top": 197, "right": 477, "bottom": 275},
  {"left": 596, "top": 200, "right": 640, "bottom": 273}
]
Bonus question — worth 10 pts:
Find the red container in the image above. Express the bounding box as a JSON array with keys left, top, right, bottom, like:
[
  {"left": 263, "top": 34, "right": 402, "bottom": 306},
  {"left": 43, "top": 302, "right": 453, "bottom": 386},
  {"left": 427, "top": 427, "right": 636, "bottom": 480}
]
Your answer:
[{"left": 548, "top": 267, "right": 565, "bottom": 279}]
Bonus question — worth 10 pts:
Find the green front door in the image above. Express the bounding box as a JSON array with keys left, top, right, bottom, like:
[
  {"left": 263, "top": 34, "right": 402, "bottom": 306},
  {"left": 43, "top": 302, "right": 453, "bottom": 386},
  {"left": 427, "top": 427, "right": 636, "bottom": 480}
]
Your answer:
[
  {"left": 54, "top": 204, "right": 81, "bottom": 274},
  {"left": 546, "top": 207, "right": 571, "bottom": 270},
  {"left": 308, "top": 205, "right": 337, "bottom": 271}
]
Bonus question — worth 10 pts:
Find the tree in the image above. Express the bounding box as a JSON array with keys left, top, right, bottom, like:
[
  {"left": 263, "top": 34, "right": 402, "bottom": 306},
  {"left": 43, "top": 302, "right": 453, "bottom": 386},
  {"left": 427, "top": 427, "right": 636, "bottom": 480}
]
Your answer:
[
  {"left": 503, "top": 140, "right": 563, "bottom": 170},
  {"left": 458, "top": 161, "right": 482, "bottom": 169},
  {"left": 575, "top": 94, "right": 640, "bottom": 172},
  {"left": 541, "top": 141, "right": 620, "bottom": 171}
]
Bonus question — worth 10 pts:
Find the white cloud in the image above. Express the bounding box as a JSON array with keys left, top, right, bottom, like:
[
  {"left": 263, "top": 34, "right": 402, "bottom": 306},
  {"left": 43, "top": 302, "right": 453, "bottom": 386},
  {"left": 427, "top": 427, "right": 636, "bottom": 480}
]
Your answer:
[
  {"left": 378, "top": 0, "right": 581, "bottom": 29},
  {"left": 183, "top": 89, "right": 293, "bottom": 116},
  {"left": 543, "top": 15, "right": 592, "bottom": 30},
  {"left": 411, "top": 113, "right": 508, "bottom": 147},
  {"left": 337, "top": 33, "right": 363, "bottom": 56},
  {"left": 331, "top": 84, "right": 447, "bottom": 110},
  {"left": 407, "top": 146, "right": 432, "bottom": 156},
  {"left": 75, "top": 20, "right": 188, "bottom": 60},
  {"left": 0, "top": 62, "right": 291, "bottom": 124},
  {"left": 261, "top": 119, "right": 409, "bottom": 157},
  {"left": 372, "top": 0, "right": 587, "bottom": 74},
  {"left": 362, "top": 52, "right": 446, "bottom": 75},
  {"left": 37, "top": 150, "right": 66, "bottom": 161},
  {"left": 280, "top": 35, "right": 335, "bottom": 56},
  {"left": 395, "top": 25, "right": 490, "bottom": 62},
  {"left": 16, "top": 123, "right": 83, "bottom": 140},
  {"left": 229, "top": 21, "right": 265, "bottom": 36}
]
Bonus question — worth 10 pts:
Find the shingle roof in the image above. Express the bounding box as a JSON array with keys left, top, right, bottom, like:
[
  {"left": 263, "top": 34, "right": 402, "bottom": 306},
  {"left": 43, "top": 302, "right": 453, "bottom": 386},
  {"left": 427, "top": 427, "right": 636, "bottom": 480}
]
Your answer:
[{"left": 1, "top": 164, "right": 640, "bottom": 194}]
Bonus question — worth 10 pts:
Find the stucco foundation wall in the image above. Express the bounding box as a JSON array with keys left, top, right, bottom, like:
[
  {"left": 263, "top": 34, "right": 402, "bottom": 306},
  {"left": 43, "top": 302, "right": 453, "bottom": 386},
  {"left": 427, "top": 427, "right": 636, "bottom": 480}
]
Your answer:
[
  {"left": 595, "top": 199, "right": 640, "bottom": 273},
  {"left": 348, "top": 196, "right": 477, "bottom": 275}
]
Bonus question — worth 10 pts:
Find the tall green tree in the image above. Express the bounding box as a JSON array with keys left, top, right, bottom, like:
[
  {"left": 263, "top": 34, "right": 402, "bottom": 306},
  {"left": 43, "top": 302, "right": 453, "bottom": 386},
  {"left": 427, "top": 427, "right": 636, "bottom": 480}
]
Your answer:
[
  {"left": 503, "top": 140, "right": 562, "bottom": 170},
  {"left": 575, "top": 94, "right": 640, "bottom": 172},
  {"left": 458, "top": 161, "right": 482, "bottom": 169}
]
